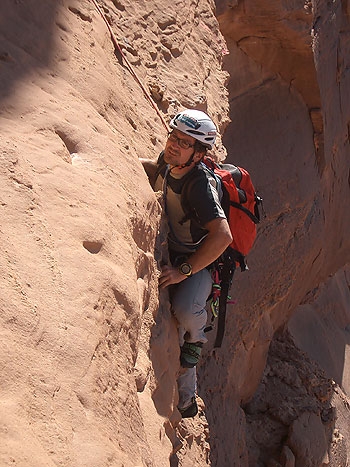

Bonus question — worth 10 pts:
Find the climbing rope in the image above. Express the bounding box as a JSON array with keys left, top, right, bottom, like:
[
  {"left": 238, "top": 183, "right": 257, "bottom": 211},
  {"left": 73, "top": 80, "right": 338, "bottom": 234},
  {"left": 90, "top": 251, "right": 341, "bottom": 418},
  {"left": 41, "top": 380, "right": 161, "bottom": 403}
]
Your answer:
[{"left": 90, "top": 0, "right": 170, "bottom": 133}]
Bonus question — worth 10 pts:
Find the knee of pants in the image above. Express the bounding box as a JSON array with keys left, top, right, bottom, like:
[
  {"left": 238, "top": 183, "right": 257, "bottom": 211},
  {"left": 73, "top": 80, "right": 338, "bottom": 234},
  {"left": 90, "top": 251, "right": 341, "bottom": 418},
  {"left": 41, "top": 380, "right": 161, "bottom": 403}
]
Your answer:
[
  {"left": 171, "top": 270, "right": 212, "bottom": 341},
  {"left": 171, "top": 280, "right": 209, "bottom": 327},
  {"left": 172, "top": 299, "right": 207, "bottom": 331}
]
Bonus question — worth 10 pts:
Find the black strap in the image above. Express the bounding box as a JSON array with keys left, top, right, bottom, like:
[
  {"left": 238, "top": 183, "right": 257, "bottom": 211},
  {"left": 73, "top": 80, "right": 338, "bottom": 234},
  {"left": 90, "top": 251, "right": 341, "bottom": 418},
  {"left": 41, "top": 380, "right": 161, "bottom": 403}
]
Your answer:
[
  {"left": 230, "top": 200, "right": 260, "bottom": 224},
  {"left": 214, "top": 256, "right": 236, "bottom": 348}
]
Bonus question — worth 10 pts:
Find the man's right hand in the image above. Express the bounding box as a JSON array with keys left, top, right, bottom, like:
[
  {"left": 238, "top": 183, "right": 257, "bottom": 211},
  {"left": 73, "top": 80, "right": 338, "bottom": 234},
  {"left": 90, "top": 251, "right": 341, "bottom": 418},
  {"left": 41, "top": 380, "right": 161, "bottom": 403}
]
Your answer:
[{"left": 158, "top": 265, "right": 188, "bottom": 289}]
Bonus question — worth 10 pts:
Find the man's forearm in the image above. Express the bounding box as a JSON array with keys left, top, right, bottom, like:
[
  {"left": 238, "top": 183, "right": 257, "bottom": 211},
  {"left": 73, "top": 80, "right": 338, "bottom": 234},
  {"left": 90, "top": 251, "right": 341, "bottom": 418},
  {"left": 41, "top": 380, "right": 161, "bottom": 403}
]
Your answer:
[{"left": 159, "top": 218, "right": 232, "bottom": 289}]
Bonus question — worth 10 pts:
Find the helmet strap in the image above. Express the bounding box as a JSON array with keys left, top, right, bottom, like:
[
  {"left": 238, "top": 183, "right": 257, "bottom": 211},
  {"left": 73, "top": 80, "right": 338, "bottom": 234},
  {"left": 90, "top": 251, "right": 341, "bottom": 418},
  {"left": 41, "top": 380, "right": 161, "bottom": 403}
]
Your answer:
[
  {"left": 178, "top": 152, "right": 195, "bottom": 169},
  {"left": 170, "top": 150, "right": 196, "bottom": 171}
]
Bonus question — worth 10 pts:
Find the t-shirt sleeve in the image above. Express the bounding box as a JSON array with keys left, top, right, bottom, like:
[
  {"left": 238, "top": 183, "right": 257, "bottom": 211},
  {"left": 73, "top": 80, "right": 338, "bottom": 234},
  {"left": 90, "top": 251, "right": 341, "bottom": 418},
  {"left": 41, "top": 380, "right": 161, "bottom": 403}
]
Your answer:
[{"left": 187, "top": 173, "right": 226, "bottom": 226}]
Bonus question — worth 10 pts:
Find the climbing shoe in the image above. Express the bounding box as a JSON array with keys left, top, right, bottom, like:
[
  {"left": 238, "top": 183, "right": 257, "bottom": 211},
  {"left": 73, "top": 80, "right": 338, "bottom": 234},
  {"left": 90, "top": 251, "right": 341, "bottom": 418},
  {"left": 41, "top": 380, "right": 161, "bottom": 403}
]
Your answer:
[
  {"left": 178, "top": 397, "right": 198, "bottom": 419},
  {"left": 180, "top": 341, "right": 203, "bottom": 368}
]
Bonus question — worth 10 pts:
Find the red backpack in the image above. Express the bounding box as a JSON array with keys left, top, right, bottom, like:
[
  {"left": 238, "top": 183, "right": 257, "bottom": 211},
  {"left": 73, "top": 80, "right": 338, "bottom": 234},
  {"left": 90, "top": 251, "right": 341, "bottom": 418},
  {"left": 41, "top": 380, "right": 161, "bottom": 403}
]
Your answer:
[
  {"left": 182, "top": 156, "right": 262, "bottom": 271},
  {"left": 207, "top": 158, "right": 260, "bottom": 264},
  {"left": 181, "top": 156, "right": 263, "bottom": 347}
]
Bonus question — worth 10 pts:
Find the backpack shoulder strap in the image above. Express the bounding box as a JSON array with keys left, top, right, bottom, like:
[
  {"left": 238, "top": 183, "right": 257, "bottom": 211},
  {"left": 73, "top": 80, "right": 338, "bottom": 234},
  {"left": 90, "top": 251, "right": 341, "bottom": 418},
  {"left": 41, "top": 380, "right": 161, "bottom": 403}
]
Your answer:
[{"left": 179, "top": 162, "right": 216, "bottom": 224}]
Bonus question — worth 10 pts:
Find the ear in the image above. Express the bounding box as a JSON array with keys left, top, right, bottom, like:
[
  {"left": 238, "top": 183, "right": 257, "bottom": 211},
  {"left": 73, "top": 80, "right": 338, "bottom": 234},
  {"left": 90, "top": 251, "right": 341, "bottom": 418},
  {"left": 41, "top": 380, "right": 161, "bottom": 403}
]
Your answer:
[{"left": 193, "top": 149, "right": 205, "bottom": 164}]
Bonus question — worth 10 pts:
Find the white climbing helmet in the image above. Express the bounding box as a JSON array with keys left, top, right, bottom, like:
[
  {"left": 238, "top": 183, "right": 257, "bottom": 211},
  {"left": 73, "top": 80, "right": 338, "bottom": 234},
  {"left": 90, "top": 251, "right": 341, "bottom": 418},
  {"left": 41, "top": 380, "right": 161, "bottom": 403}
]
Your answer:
[{"left": 169, "top": 109, "right": 217, "bottom": 149}]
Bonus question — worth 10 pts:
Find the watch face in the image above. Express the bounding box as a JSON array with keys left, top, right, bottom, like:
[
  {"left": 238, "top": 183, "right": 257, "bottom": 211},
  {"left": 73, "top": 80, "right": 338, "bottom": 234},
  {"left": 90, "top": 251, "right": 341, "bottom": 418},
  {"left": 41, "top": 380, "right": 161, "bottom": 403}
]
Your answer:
[{"left": 180, "top": 263, "right": 192, "bottom": 275}]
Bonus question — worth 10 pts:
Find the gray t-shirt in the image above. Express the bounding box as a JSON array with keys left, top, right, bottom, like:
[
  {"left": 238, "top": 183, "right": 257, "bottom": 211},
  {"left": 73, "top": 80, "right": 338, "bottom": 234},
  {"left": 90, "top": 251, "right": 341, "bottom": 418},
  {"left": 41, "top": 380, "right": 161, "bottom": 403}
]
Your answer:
[{"left": 154, "top": 158, "right": 226, "bottom": 254}]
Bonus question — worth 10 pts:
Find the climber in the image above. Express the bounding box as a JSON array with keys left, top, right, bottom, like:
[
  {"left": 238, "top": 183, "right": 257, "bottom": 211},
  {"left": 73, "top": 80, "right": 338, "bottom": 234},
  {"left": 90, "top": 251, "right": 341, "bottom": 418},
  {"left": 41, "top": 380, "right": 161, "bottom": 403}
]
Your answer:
[{"left": 141, "top": 109, "right": 232, "bottom": 418}]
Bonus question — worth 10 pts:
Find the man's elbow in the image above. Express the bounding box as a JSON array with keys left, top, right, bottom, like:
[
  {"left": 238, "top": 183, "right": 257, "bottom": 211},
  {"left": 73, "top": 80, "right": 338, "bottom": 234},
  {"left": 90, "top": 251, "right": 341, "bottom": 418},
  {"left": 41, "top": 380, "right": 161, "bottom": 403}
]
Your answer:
[
  {"left": 207, "top": 218, "right": 232, "bottom": 250},
  {"left": 217, "top": 220, "right": 232, "bottom": 251},
  {"left": 223, "top": 229, "right": 233, "bottom": 249},
  {"left": 214, "top": 229, "right": 232, "bottom": 259}
]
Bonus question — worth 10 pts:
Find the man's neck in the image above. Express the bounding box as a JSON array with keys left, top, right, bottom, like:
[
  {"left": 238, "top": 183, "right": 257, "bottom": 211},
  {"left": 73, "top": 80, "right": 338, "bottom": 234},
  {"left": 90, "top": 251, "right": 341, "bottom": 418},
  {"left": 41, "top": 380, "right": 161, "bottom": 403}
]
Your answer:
[{"left": 169, "top": 163, "right": 195, "bottom": 178}]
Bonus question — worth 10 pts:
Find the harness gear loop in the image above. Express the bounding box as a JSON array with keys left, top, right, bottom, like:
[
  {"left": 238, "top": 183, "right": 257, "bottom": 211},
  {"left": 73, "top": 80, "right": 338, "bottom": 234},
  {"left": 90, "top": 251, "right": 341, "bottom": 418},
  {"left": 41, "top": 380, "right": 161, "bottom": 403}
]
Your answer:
[
  {"left": 90, "top": 0, "right": 169, "bottom": 133},
  {"left": 208, "top": 267, "right": 236, "bottom": 317}
]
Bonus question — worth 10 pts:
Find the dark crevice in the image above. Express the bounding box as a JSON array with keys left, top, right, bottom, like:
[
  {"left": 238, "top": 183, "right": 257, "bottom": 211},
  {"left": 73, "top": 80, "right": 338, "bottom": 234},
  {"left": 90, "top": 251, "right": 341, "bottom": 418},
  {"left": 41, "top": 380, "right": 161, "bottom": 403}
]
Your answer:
[{"left": 83, "top": 241, "right": 103, "bottom": 254}]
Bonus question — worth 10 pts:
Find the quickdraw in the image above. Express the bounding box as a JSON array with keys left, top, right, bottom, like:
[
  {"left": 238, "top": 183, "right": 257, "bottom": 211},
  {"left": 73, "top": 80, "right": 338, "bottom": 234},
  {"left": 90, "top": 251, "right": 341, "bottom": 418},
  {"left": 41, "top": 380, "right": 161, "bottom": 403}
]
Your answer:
[
  {"left": 206, "top": 266, "right": 236, "bottom": 334},
  {"left": 210, "top": 269, "right": 221, "bottom": 318}
]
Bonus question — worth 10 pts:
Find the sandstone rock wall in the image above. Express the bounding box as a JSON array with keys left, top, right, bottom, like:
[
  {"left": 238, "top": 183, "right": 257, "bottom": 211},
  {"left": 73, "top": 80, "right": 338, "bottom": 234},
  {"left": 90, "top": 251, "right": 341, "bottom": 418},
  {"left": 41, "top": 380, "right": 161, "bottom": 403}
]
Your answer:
[
  {"left": 0, "top": 0, "right": 349, "bottom": 466},
  {"left": 0, "top": 1, "right": 226, "bottom": 465},
  {"left": 201, "top": 0, "right": 350, "bottom": 464}
]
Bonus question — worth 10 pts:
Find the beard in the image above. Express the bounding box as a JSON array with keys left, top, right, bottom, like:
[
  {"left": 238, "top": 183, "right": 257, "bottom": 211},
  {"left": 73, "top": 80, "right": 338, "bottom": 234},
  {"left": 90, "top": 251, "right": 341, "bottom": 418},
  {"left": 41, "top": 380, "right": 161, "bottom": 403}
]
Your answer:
[{"left": 163, "top": 146, "right": 181, "bottom": 165}]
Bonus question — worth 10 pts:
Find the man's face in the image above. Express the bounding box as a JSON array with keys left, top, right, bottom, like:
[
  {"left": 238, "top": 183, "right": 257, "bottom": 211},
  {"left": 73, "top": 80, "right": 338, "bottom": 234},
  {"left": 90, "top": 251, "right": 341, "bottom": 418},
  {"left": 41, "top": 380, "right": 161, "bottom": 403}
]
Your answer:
[{"left": 163, "top": 130, "right": 198, "bottom": 167}]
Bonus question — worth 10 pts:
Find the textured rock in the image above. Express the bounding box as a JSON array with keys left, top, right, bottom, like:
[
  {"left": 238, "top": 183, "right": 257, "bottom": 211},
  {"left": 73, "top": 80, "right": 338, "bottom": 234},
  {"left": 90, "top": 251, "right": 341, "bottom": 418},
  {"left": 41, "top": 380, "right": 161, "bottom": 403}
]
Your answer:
[
  {"left": 281, "top": 445, "right": 296, "bottom": 467},
  {"left": 198, "top": 0, "right": 350, "bottom": 462},
  {"left": 0, "top": 0, "right": 349, "bottom": 465},
  {"left": 288, "top": 266, "right": 350, "bottom": 394},
  {"left": 287, "top": 412, "right": 329, "bottom": 466},
  {"left": 0, "top": 0, "right": 226, "bottom": 465}
]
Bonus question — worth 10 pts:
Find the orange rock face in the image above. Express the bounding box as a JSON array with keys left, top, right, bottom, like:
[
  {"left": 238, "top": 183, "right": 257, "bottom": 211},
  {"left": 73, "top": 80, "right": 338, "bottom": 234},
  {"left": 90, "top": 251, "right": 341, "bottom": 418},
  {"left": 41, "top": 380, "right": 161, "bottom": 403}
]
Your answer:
[{"left": 0, "top": 0, "right": 349, "bottom": 466}]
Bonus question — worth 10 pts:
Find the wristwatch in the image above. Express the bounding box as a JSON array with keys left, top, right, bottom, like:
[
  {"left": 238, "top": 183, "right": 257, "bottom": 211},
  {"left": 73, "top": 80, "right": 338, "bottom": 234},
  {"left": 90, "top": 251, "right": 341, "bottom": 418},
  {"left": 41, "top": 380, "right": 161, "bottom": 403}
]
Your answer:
[{"left": 178, "top": 262, "right": 193, "bottom": 277}]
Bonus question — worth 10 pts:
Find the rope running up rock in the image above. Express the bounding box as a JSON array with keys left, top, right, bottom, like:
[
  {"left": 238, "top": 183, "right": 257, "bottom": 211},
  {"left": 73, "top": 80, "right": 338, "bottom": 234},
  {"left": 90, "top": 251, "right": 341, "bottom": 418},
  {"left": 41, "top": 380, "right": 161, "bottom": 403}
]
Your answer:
[{"left": 91, "top": 0, "right": 170, "bottom": 133}]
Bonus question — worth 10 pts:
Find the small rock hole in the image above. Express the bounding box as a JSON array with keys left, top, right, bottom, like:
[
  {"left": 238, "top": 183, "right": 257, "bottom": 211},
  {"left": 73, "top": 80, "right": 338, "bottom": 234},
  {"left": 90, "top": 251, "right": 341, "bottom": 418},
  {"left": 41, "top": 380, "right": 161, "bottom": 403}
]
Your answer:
[{"left": 83, "top": 241, "right": 103, "bottom": 254}]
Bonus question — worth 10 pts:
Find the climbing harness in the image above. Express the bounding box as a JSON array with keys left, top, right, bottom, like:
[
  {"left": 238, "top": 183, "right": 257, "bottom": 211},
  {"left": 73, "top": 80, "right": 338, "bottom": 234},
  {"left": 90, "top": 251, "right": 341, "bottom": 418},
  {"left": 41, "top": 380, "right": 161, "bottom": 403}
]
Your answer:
[{"left": 90, "top": 0, "right": 169, "bottom": 133}]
